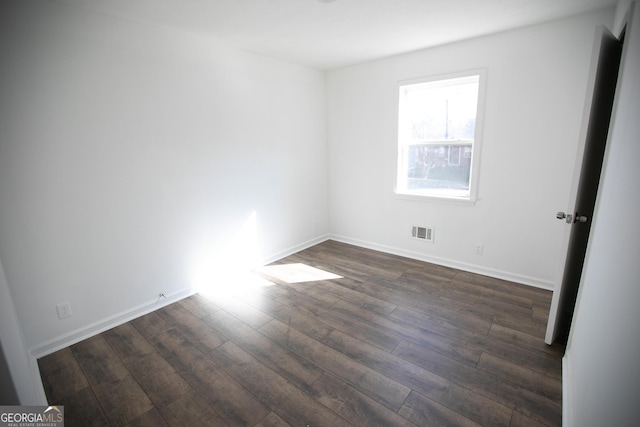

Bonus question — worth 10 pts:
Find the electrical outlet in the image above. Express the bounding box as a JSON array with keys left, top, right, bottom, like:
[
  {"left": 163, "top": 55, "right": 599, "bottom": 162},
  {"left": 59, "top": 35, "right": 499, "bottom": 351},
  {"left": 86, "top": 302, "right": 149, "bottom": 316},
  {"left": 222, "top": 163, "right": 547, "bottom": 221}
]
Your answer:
[
  {"left": 56, "top": 302, "right": 72, "bottom": 319},
  {"left": 475, "top": 244, "right": 484, "bottom": 255}
]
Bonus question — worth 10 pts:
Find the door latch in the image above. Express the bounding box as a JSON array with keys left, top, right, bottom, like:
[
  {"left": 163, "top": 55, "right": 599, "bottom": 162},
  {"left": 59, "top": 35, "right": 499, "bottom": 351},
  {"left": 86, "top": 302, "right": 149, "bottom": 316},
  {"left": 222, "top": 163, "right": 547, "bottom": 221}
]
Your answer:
[{"left": 556, "top": 212, "right": 573, "bottom": 224}]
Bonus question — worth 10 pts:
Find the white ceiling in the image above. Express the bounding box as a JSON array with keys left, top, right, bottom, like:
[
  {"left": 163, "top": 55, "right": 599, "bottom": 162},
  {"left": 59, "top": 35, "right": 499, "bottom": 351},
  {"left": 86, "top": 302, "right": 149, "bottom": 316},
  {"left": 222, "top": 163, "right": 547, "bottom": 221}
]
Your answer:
[{"left": 55, "top": 0, "right": 617, "bottom": 69}]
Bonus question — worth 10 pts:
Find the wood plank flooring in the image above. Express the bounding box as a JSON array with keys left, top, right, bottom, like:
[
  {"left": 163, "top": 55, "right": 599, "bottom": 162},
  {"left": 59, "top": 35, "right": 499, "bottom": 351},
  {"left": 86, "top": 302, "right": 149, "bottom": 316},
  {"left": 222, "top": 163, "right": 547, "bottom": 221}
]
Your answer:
[{"left": 38, "top": 240, "right": 564, "bottom": 426}]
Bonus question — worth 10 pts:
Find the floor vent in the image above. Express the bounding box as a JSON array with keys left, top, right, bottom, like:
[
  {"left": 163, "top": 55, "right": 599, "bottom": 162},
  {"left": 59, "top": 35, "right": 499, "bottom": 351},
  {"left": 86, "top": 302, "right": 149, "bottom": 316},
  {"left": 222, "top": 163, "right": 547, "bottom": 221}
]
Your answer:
[{"left": 412, "top": 225, "right": 434, "bottom": 243}]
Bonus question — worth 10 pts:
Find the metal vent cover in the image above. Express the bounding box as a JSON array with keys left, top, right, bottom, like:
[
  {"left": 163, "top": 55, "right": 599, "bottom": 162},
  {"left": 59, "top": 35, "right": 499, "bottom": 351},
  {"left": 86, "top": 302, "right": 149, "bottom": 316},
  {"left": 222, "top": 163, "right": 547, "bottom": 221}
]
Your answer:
[{"left": 412, "top": 225, "right": 434, "bottom": 243}]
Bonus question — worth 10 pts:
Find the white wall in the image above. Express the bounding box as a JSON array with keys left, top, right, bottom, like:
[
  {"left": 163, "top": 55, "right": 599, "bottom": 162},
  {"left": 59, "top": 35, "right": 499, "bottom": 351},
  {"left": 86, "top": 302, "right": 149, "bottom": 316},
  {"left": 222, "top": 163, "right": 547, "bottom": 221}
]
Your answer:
[
  {"left": 0, "top": 0, "right": 328, "bottom": 354},
  {"left": 564, "top": 2, "right": 640, "bottom": 426},
  {"left": 327, "top": 9, "right": 613, "bottom": 289}
]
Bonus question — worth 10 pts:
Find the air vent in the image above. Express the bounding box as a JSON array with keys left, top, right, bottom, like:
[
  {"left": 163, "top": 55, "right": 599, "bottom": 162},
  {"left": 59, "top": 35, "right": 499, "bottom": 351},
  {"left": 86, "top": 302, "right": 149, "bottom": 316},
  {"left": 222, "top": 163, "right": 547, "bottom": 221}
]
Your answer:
[{"left": 411, "top": 225, "right": 434, "bottom": 243}]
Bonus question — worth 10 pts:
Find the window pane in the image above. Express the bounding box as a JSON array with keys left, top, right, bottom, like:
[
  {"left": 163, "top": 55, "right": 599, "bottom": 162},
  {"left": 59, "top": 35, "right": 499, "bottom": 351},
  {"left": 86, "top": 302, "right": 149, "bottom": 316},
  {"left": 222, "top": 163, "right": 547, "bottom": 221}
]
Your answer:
[
  {"left": 403, "top": 76, "right": 478, "bottom": 142},
  {"left": 406, "top": 144, "right": 472, "bottom": 193}
]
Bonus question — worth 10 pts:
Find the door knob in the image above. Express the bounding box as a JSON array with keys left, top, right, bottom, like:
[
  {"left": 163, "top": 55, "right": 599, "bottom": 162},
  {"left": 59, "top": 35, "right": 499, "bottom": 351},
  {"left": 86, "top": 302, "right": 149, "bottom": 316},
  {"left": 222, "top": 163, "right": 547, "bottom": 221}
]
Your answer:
[{"left": 575, "top": 214, "right": 588, "bottom": 223}]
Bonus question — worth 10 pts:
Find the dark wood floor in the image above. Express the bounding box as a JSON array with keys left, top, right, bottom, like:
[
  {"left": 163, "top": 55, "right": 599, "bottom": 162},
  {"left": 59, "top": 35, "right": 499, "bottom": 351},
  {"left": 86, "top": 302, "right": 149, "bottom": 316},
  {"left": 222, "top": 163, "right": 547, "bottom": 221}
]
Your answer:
[{"left": 38, "top": 240, "right": 563, "bottom": 426}]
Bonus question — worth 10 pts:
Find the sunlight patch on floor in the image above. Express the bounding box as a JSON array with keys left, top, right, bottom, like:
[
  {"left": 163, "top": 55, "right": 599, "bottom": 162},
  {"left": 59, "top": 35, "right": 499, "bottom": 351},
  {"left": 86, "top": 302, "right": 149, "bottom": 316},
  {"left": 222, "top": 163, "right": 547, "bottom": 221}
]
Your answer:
[
  {"left": 197, "top": 269, "right": 275, "bottom": 301},
  {"left": 259, "top": 263, "right": 342, "bottom": 284}
]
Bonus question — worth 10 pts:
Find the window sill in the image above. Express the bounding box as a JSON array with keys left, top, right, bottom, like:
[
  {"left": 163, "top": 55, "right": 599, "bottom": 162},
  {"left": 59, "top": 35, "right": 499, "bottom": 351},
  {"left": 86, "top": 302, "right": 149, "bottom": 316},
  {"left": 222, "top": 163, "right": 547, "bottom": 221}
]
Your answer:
[{"left": 393, "top": 191, "right": 478, "bottom": 206}]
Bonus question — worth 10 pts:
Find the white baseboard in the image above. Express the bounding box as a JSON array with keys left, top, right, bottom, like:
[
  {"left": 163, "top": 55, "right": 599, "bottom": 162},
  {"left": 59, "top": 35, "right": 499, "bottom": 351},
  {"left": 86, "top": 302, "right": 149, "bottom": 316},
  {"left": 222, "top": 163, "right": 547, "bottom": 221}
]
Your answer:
[
  {"left": 329, "top": 234, "right": 556, "bottom": 291},
  {"left": 30, "top": 235, "right": 330, "bottom": 360},
  {"left": 28, "top": 286, "right": 195, "bottom": 405},
  {"left": 30, "top": 287, "right": 195, "bottom": 360},
  {"left": 28, "top": 232, "right": 553, "bottom": 406},
  {"left": 29, "top": 232, "right": 552, "bottom": 359},
  {"left": 29, "top": 234, "right": 332, "bottom": 399},
  {"left": 261, "top": 234, "right": 331, "bottom": 265},
  {"left": 28, "top": 235, "right": 333, "bottom": 404}
]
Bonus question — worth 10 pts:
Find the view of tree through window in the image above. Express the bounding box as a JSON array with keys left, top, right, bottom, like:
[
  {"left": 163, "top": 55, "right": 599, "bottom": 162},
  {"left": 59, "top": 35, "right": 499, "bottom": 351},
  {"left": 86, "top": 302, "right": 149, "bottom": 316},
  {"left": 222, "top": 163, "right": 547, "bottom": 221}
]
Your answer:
[{"left": 397, "top": 74, "right": 481, "bottom": 199}]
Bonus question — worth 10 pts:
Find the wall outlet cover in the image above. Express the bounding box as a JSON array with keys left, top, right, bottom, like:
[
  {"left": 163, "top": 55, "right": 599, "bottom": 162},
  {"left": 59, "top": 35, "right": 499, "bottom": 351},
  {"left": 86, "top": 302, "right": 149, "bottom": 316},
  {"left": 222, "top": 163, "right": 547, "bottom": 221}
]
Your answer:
[{"left": 56, "top": 302, "right": 72, "bottom": 319}]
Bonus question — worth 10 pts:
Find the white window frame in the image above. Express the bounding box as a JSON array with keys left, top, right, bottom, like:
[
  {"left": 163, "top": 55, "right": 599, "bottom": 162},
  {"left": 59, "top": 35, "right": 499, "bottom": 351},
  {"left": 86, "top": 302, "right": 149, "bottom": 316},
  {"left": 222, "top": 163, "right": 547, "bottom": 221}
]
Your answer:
[{"left": 395, "top": 69, "right": 487, "bottom": 204}]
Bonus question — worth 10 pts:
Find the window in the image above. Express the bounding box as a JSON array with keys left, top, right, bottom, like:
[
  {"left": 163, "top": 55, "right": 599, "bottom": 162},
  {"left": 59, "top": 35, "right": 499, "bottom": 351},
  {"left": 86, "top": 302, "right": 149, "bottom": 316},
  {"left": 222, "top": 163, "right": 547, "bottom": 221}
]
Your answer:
[{"left": 396, "top": 72, "right": 485, "bottom": 201}]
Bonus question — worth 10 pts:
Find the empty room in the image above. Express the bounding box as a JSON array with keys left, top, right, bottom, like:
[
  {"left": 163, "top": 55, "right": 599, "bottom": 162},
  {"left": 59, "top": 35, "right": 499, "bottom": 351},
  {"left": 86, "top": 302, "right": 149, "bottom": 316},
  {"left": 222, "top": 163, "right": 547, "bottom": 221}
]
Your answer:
[{"left": 1, "top": 0, "right": 639, "bottom": 426}]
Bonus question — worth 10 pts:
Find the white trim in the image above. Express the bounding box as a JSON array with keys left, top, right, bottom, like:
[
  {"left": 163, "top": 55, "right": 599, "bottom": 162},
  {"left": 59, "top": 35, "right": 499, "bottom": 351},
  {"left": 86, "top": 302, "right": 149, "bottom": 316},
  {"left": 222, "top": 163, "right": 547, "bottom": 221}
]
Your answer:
[
  {"left": 613, "top": 0, "right": 633, "bottom": 37},
  {"left": 28, "top": 286, "right": 195, "bottom": 405},
  {"left": 29, "top": 234, "right": 331, "bottom": 357},
  {"left": 30, "top": 287, "right": 195, "bottom": 359},
  {"left": 563, "top": 355, "right": 571, "bottom": 427},
  {"left": 395, "top": 68, "right": 488, "bottom": 204},
  {"left": 28, "top": 357, "right": 47, "bottom": 405},
  {"left": 261, "top": 234, "right": 331, "bottom": 265},
  {"left": 329, "top": 234, "right": 555, "bottom": 290},
  {"left": 394, "top": 191, "right": 478, "bottom": 206},
  {"left": 0, "top": 259, "right": 45, "bottom": 404},
  {"left": 27, "top": 232, "right": 553, "bottom": 358},
  {"left": 31, "top": 233, "right": 332, "bottom": 353},
  {"left": 27, "top": 231, "right": 551, "bottom": 406},
  {"left": 398, "top": 69, "right": 486, "bottom": 88}
]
